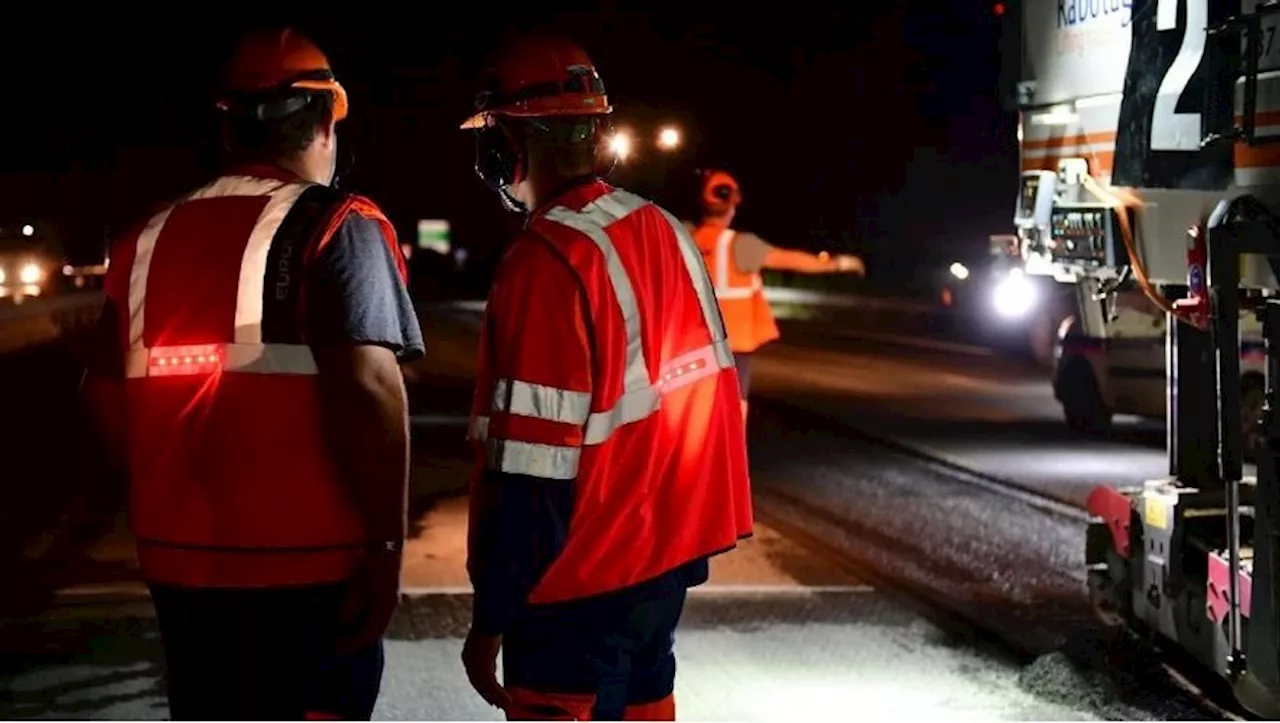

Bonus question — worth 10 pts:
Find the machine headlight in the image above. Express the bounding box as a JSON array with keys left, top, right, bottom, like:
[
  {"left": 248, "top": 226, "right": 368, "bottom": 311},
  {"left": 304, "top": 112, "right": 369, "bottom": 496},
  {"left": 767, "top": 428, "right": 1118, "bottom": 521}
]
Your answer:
[
  {"left": 19, "top": 262, "right": 42, "bottom": 285},
  {"left": 993, "top": 269, "right": 1037, "bottom": 318},
  {"left": 949, "top": 262, "right": 970, "bottom": 280},
  {"left": 0, "top": 266, "right": 6, "bottom": 284}
]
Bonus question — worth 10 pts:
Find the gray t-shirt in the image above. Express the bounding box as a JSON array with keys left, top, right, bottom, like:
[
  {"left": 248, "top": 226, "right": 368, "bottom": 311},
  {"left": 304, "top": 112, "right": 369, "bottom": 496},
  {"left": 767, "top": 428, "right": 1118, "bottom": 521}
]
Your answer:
[{"left": 304, "top": 214, "right": 426, "bottom": 362}]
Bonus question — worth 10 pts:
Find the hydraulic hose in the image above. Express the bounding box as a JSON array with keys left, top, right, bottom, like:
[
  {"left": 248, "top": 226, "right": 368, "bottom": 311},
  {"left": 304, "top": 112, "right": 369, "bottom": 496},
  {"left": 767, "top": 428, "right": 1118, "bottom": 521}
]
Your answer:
[{"left": 1079, "top": 173, "right": 1210, "bottom": 331}]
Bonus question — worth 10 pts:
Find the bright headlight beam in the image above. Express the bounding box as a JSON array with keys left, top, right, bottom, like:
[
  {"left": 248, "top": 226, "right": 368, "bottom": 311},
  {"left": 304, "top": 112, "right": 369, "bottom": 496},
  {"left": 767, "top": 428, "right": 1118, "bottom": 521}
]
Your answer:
[{"left": 993, "top": 271, "right": 1037, "bottom": 318}]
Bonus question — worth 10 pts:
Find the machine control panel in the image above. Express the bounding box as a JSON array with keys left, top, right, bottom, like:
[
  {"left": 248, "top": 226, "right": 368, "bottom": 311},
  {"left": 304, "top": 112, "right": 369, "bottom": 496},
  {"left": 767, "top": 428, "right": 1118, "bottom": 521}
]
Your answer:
[{"left": 1048, "top": 204, "right": 1125, "bottom": 269}]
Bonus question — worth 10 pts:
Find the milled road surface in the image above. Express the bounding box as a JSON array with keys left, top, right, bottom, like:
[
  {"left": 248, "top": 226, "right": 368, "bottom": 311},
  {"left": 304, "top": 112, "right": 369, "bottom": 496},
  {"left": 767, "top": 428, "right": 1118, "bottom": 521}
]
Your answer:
[
  {"left": 0, "top": 303, "right": 1229, "bottom": 719},
  {"left": 756, "top": 322, "right": 1174, "bottom": 509}
]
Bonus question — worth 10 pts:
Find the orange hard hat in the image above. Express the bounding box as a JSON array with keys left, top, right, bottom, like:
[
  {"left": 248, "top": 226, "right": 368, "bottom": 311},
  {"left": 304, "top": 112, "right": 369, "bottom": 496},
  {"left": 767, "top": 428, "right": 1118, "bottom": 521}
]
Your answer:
[
  {"left": 701, "top": 169, "right": 742, "bottom": 214},
  {"left": 217, "top": 27, "right": 349, "bottom": 122},
  {"left": 460, "top": 34, "right": 612, "bottom": 130}
]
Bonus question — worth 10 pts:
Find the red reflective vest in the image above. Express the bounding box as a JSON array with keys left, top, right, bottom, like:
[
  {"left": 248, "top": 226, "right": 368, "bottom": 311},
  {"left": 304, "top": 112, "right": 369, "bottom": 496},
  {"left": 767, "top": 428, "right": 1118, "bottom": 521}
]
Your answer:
[
  {"left": 469, "top": 179, "right": 754, "bottom": 605},
  {"left": 104, "top": 165, "right": 406, "bottom": 588}
]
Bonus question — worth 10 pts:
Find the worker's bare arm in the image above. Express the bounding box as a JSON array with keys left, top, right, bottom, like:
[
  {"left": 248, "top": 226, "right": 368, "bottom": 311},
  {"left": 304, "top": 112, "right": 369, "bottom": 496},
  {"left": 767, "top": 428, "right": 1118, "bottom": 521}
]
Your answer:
[
  {"left": 306, "top": 213, "right": 424, "bottom": 545},
  {"left": 741, "top": 231, "right": 864, "bottom": 276},
  {"left": 315, "top": 344, "right": 410, "bottom": 543}
]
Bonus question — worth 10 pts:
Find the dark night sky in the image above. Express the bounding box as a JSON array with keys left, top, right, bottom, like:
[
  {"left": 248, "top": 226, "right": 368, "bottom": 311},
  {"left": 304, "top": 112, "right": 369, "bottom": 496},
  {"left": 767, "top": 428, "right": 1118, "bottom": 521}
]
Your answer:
[{"left": 0, "top": 6, "right": 1015, "bottom": 287}]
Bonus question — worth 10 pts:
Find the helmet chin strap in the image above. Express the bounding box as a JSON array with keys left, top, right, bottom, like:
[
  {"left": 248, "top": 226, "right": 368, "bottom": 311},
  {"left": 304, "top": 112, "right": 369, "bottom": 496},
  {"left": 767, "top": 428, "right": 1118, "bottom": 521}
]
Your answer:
[
  {"left": 331, "top": 144, "right": 355, "bottom": 189},
  {"left": 498, "top": 185, "right": 527, "bottom": 214}
]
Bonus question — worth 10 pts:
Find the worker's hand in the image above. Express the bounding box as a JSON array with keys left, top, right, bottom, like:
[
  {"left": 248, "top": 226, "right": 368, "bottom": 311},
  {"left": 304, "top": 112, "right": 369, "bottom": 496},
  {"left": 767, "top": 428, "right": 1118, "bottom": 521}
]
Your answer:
[
  {"left": 835, "top": 254, "right": 865, "bottom": 276},
  {"left": 337, "top": 549, "right": 403, "bottom": 654},
  {"left": 462, "top": 628, "right": 514, "bottom": 711}
]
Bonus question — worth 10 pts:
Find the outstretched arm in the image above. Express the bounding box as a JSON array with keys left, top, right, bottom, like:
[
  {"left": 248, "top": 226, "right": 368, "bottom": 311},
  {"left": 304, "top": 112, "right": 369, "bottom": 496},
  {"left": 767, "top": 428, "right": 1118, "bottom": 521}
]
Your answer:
[{"left": 735, "top": 231, "right": 865, "bottom": 276}]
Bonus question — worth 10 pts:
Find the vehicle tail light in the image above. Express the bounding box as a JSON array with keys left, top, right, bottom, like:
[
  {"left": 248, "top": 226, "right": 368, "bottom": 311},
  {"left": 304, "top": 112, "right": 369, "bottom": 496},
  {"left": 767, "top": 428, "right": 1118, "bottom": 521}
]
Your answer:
[{"left": 148, "top": 344, "right": 224, "bottom": 377}]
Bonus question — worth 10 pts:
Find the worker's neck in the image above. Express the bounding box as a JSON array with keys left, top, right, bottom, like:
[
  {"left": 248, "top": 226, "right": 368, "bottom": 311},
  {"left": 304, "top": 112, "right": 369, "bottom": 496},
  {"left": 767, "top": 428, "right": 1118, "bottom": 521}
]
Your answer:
[
  {"left": 273, "top": 153, "right": 328, "bottom": 185},
  {"left": 227, "top": 150, "right": 326, "bottom": 185}
]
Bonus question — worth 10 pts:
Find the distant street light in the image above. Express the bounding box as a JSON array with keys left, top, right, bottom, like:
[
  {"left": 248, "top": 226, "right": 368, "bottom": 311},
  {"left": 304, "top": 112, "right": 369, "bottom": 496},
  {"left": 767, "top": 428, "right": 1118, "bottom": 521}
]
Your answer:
[
  {"left": 21, "top": 224, "right": 33, "bottom": 237},
  {"left": 657, "top": 126, "right": 680, "bottom": 150},
  {"left": 610, "top": 131, "right": 633, "bottom": 160}
]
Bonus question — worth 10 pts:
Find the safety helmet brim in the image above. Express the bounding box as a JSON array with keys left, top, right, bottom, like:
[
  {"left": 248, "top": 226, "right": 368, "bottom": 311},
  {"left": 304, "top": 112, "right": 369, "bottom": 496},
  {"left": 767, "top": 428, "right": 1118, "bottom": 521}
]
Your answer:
[
  {"left": 218, "top": 28, "right": 350, "bottom": 124},
  {"left": 459, "top": 101, "right": 613, "bottom": 130},
  {"left": 293, "top": 77, "right": 349, "bottom": 122}
]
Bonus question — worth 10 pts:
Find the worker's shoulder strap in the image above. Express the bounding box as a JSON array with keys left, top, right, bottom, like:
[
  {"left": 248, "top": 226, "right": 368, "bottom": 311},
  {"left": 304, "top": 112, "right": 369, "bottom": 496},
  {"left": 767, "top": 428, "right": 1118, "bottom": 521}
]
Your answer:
[
  {"left": 714, "top": 227, "right": 737, "bottom": 266},
  {"left": 291, "top": 184, "right": 407, "bottom": 284},
  {"left": 716, "top": 227, "right": 736, "bottom": 248},
  {"left": 262, "top": 185, "right": 407, "bottom": 344}
]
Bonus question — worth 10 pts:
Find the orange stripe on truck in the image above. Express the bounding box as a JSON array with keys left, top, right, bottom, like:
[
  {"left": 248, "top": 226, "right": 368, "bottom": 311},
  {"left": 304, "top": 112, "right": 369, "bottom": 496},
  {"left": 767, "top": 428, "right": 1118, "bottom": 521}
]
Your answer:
[{"left": 1022, "top": 120, "right": 1280, "bottom": 172}]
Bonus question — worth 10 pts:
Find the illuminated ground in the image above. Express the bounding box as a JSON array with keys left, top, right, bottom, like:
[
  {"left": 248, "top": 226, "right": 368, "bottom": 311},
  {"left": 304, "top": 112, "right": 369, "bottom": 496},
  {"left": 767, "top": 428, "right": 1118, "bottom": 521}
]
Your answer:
[{"left": 0, "top": 525, "right": 1103, "bottom": 721}]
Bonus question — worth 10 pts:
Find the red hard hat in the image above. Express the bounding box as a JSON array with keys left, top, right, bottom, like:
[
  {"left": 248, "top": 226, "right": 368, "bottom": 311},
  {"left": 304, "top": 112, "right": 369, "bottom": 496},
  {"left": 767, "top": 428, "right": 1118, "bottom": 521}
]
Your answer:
[
  {"left": 701, "top": 169, "right": 742, "bottom": 214},
  {"left": 218, "top": 27, "right": 349, "bottom": 122},
  {"left": 460, "top": 34, "right": 612, "bottom": 129}
]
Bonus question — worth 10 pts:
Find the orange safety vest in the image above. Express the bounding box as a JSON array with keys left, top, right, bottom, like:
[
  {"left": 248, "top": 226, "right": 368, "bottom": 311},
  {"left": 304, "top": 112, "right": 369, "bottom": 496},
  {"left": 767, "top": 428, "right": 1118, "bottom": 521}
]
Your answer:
[
  {"left": 691, "top": 223, "right": 780, "bottom": 354},
  {"left": 469, "top": 179, "right": 754, "bottom": 605},
  {"left": 103, "top": 166, "right": 406, "bottom": 588}
]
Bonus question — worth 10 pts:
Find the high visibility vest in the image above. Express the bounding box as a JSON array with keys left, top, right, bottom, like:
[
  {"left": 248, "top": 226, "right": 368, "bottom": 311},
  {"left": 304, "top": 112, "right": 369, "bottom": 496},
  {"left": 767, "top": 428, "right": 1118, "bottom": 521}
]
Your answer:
[
  {"left": 104, "top": 166, "right": 406, "bottom": 588},
  {"left": 469, "top": 179, "right": 754, "bottom": 605},
  {"left": 691, "top": 223, "right": 780, "bottom": 354}
]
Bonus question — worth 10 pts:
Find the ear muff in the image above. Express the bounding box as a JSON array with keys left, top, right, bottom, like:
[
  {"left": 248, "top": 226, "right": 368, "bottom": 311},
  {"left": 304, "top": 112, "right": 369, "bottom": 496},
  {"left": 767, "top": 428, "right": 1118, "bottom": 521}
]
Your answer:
[
  {"left": 698, "top": 169, "right": 741, "bottom": 215},
  {"left": 474, "top": 123, "right": 525, "bottom": 189},
  {"left": 474, "top": 122, "right": 529, "bottom": 211},
  {"left": 588, "top": 116, "right": 618, "bottom": 178}
]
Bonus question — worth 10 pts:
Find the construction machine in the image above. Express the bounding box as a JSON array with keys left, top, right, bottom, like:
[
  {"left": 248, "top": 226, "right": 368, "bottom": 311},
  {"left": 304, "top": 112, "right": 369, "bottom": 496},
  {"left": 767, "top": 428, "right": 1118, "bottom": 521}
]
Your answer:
[{"left": 1005, "top": 0, "right": 1280, "bottom": 714}]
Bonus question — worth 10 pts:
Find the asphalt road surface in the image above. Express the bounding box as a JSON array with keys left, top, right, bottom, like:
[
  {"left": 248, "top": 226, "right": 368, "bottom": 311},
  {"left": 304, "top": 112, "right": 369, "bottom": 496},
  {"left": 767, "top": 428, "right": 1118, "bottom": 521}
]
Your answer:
[
  {"left": 0, "top": 306, "right": 1228, "bottom": 719},
  {"left": 758, "top": 321, "right": 1175, "bottom": 509}
]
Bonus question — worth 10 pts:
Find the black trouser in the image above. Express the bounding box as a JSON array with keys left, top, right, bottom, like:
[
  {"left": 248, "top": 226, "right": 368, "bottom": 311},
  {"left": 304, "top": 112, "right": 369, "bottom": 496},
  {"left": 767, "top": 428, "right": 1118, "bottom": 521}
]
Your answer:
[
  {"left": 149, "top": 581, "right": 384, "bottom": 721},
  {"left": 503, "top": 572, "right": 692, "bottom": 720}
]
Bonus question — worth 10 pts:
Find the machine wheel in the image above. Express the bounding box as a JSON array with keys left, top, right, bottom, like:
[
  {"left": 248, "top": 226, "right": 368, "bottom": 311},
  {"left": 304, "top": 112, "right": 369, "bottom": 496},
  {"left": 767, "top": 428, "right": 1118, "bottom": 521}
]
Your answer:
[
  {"left": 1058, "top": 357, "right": 1113, "bottom": 434},
  {"left": 1242, "top": 373, "right": 1265, "bottom": 463}
]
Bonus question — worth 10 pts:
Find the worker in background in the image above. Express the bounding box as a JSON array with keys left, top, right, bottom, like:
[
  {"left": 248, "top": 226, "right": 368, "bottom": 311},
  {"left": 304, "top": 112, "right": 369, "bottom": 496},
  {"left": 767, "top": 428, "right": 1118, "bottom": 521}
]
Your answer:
[
  {"left": 685, "top": 169, "right": 866, "bottom": 427},
  {"left": 80, "top": 27, "right": 424, "bottom": 720},
  {"left": 458, "top": 34, "right": 753, "bottom": 721}
]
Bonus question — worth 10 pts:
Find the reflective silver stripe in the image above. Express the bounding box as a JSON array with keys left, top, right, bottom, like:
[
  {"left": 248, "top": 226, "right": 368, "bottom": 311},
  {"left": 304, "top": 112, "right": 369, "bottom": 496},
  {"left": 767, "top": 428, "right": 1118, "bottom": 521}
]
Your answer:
[
  {"left": 583, "top": 386, "right": 660, "bottom": 445},
  {"left": 583, "top": 338, "right": 731, "bottom": 445},
  {"left": 543, "top": 191, "right": 651, "bottom": 395},
  {"left": 714, "top": 228, "right": 733, "bottom": 289},
  {"left": 492, "top": 378, "right": 592, "bottom": 425},
  {"left": 486, "top": 439, "right": 580, "bottom": 480},
  {"left": 126, "top": 175, "right": 308, "bottom": 350},
  {"left": 235, "top": 182, "right": 313, "bottom": 344},
  {"left": 124, "top": 343, "right": 317, "bottom": 379},
  {"left": 657, "top": 207, "right": 730, "bottom": 352},
  {"left": 709, "top": 226, "right": 763, "bottom": 301},
  {"left": 127, "top": 206, "right": 176, "bottom": 348}
]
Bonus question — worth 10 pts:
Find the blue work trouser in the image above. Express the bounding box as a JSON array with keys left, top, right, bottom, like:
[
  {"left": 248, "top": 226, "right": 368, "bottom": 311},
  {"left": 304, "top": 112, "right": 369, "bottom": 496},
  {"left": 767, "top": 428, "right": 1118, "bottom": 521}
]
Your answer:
[
  {"left": 149, "top": 581, "right": 384, "bottom": 721},
  {"left": 503, "top": 576, "right": 689, "bottom": 720}
]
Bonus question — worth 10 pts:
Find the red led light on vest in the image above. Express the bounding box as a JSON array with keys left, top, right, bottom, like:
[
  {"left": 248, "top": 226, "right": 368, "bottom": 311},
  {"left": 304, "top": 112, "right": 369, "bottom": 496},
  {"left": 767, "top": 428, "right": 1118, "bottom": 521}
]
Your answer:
[
  {"left": 148, "top": 344, "right": 224, "bottom": 377},
  {"left": 658, "top": 358, "right": 707, "bottom": 385}
]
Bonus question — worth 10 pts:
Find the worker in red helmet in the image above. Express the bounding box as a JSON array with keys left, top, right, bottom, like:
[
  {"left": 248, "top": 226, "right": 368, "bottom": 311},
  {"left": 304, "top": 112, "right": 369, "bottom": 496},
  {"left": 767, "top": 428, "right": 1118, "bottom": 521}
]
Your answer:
[
  {"left": 458, "top": 33, "right": 753, "bottom": 720},
  {"left": 686, "top": 169, "right": 865, "bottom": 429},
  {"left": 80, "top": 27, "right": 423, "bottom": 720}
]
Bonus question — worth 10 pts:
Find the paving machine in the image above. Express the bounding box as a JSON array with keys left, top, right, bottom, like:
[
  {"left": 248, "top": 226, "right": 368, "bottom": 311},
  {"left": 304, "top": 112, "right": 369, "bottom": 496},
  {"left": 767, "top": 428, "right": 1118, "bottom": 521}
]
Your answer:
[{"left": 1004, "top": 0, "right": 1280, "bottom": 714}]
